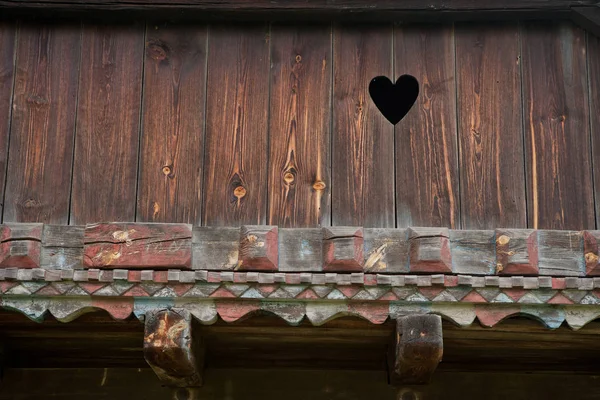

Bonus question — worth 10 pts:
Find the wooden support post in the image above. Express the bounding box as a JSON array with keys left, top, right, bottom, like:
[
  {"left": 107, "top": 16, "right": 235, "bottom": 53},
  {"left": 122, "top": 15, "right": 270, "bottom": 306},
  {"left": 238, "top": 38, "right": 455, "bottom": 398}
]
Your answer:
[
  {"left": 143, "top": 309, "right": 204, "bottom": 387},
  {"left": 390, "top": 314, "right": 443, "bottom": 386}
]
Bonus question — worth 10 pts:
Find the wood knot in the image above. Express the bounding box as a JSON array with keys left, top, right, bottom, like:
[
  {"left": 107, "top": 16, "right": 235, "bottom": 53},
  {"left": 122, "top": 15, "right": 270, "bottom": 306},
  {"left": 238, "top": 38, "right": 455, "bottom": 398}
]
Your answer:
[
  {"left": 146, "top": 39, "right": 170, "bottom": 61},
  {"left": 312, "top": 180, "right": 326, "bottom": 191},
  {"left": 283, "top": 171, "right": 295, "bottom": 184},
  {"left": 496, "top": 235, "right": 510, "bottom": 246},
  {"left": 295, "top": 54, "right": 302, "bottom": 63},
  {"left": 585, "top": 252, "right": 598, "bottom": 264},
  {"left": 26, "top": 95, "right": 49, "bottom": 106},
  {"left": 234, "top": 186, "right": 247, "bottom": 199},
  {"left": 23, "top": 199, "right": 40, "bottom": 209},
  {"left": 162, "top": 165, "right": 173, "bottom": 177}
]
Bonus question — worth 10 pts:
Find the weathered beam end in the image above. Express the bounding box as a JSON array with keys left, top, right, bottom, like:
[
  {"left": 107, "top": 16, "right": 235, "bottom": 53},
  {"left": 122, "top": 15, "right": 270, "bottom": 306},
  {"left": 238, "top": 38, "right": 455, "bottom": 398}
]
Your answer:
[
  {"left": 390, "top": 314, "right": 443, "bottom": 386},
  {"left": 143, "top": 309, "right": 204, "bottom": 388}
]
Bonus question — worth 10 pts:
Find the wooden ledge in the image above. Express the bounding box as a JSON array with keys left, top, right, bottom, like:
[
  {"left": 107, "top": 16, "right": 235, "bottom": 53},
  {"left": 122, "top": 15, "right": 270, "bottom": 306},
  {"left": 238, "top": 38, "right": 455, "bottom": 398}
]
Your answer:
[{"left": 0, "top": 222, "right": 597, "bottom": 277}]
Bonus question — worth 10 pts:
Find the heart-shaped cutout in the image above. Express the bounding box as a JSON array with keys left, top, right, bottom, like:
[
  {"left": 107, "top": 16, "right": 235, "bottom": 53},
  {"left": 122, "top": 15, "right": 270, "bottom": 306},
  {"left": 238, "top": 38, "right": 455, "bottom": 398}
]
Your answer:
[{"left": 369, "top": 75, "right": 419, "bottom": 125}]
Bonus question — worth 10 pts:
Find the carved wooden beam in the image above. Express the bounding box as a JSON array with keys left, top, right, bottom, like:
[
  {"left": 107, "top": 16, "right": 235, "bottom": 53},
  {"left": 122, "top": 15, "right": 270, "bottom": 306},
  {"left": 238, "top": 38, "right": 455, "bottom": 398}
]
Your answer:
[
  {"left": 143, "top": 309, "right": 204, "bottom": 387},
  {"left": 390, "top": 315, "right": 443, "bottom": 386},
  {"left": 0, "top": 0, "right": 594, "bottom": 22}
]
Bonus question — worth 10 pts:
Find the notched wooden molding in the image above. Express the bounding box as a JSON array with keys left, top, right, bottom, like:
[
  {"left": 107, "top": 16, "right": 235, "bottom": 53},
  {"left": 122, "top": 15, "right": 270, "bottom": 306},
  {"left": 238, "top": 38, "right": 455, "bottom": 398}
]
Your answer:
[
  {"left": 238, "top": 225, "right": 278, "bottom": 271},
  {"left": 143, "top": 308, "right": 204, "bottom": 387},
  {"left": 390, "top": 314, "right": 443, "bottom": 386},
  {"left": 322, "top": 227, "right": 364, "bottom": 272},
  {"left": 0, "top": 224, "right": 43, "bottom": 269}
]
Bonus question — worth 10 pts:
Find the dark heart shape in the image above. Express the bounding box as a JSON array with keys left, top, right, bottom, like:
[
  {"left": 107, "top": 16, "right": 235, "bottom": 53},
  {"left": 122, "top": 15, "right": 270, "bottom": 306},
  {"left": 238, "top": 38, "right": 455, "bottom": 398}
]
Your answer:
[{"left": 369, "top": 75, "right": 419, "bottom": 125}]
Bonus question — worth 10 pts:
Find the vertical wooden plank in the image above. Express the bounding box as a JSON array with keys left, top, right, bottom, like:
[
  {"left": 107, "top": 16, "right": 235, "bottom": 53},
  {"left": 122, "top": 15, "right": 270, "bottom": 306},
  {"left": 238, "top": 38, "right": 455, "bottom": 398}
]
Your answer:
[
  {"left": 395, "top": 24, "right": 459, "bottom": 228},
  {"left": 137, "top": 24, "right": 207, "bottom": 224},
  {"left": 589, "top": 32, "right": 600, "bottom": 228},
  {"left": 4, "top": 24, "right": 81, "bottom": 224},
  {"left": 202, "top": 25, "right": 270, "bottom": 226},
  {"left": 333, "top": 24, "right": 394, "bottom": 228},
  {"left": 455, "top": 23, "right": 526, "bottom": 229},
  {"left": 522, "top": 23, "right": 593, "bottom": 230},
  {"left": 0, "top": 22, "right": 16, "bottom": 221},
  {"left": 71, "top": 23, "right": 145, "bottom": 225},
  {"left": 267, "top": 25, "right": 331, "bottom": 227}
]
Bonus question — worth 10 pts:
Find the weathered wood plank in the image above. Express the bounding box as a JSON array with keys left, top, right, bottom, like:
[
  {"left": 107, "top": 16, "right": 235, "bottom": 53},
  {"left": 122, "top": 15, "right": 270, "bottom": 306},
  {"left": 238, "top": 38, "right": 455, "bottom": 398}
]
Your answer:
[
  {"left": 41, "top": 224, "right": 84, "bottom": 270},
  {"left": 450, "top": 230, "right": 496, "bottom": 275},
  {"left": 588, "top": 32, "right": 600, "bottom": 228},
  {"left": 0, "top": 22, "right": 16, "bottom": 222},
  {"left": 83, "top": 223, "right": 192, "bottom": 269},
  {"left": 137, "top": 23, "right": 207, "bottom": 225},
  {"left": 144, "top": 309, "right": 204, "bottom": 387},
  {"left": 192, "top": 227, "right": 239, "bottom": 270},
  {"left": 202, "top": 25, "right": 270, "bottom": 226},
  {"left": 70, "top": 23, "right": 144, "bottom": 224},
  {"left": 4, "top": 24, "right": 81, "bottom": 224},
  {"left": 537, "top": 230, "right": 584, "bottom": 276},
  {"left": 363, "top": 228, "right": 408, "bottom": 273},
  {"left": 332, "top": 24, "right": 394, "bottom": 227},
  {"left": 455, "top": 23, "right": 526, "bottom": 229},
  {"left": 278, "top": 228, "right": 322, "bottom": 272},
  {"left": 391, "top": 314, "right": 443, "bottom": 385},
  {"left": 521, "top": 22, "right": 593, "bottom": 230},
  {"left": 267, "top": 25, "right": 331, "bottom": 227},
  {"left": 395, "top": 24, "right": 459, "bottom": 228}
]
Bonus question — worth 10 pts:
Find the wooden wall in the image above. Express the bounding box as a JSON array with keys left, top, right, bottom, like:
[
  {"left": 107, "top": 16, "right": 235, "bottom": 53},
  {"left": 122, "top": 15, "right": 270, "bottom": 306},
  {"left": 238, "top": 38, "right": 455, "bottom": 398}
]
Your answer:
[
  {"left": 0, "top": 21, "right": 598, "bottom": 230},
  {"left": 2, "top": 368, "right": 600, "bottom": 400}
]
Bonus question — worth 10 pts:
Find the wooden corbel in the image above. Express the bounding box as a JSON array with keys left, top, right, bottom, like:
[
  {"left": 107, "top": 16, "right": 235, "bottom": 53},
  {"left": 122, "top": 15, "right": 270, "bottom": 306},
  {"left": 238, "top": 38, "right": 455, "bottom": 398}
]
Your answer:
[
  {"left": 389, "top": 314, "right": 443, "bottom": 386},
  {"left": 143, "top": 309, "right": 204, "bottom": 387}
]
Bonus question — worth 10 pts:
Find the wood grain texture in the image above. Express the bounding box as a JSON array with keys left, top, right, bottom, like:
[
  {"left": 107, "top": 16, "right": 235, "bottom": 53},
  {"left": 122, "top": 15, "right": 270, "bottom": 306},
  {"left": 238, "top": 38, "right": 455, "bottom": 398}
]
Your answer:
[
  {"left": 83, "top": 223, "right": 191, "bottom": 269},
  {"left": 455, "top": 24, "right": 526, "bottom": 229},
  {"left": 137, "top": 24, "right": 207, "bottom": 225},
  {"left": 202, "top": 25, "right": 270, "bottom": 227},
  {"left": 4, "top": 24, "right": 81, "bottom": 224},
  {"left": 0, "top": 22, "right": 16, "bottom": 222},
  {"left": 395, "top": 24, "right": 459, "bottom": 228},
  {"left": 70, "top": 23, "right": 144, "bottom": 225},
  {"left": 521, "top": 22, "right": 593, "bottom": 230},
  {"left": 267, "top": 25, "right": 331, "bottom": 228},
  {"left": 333, "top": 24, "right": 394, "bottom": 227},
  {"left": 588, "top": 32, "right": 600, "bottom": 228}
]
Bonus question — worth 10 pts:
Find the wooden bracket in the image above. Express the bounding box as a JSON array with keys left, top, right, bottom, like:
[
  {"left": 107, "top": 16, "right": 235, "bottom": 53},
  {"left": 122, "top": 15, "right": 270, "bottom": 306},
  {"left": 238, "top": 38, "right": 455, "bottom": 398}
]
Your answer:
[
  {"left": 389, "top": 314, "right": 443, "bottom": 386},
  {"left": 143, "top": 309, "right": 204, "bottom": 387}
]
